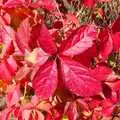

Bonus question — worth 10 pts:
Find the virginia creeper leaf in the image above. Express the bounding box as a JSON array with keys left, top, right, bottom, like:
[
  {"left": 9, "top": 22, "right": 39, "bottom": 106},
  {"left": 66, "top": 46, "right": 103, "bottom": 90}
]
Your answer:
[
  {"left": 65, "top": 102, "right": 78, "bottom": 120},
  {"left": 25, "top": 48, "right": 49, "bottom": 66},
  {"left": 30, "top": 0, "right": 56, "bottom": 10},
  {"left": 0, "top": 25, "right": 15, "bottom": 58},
  {"left": 32, "top": 60, "right": 58, "bottom": 99},
  {"left": 73, "top": 45, "right": 97, "bottom": 67},
  {"left": 59, "top": 56, "right": 101, "bottom": 97},
  {"left": 37, "top": 22, "right": 57, "bottom": 54},
  {"left": 16, "top": 18, "right": 31, "bottom": 53},
  {"left": 6, "top": 85, "right": 20, "bottom": 107},
  {"left": 60, "top": 25, "right": 97, "bottom": 57},
  {"left": 0, "top": 56, "right": 17, "bottom": 81},
  {"left": 22, "top": 109, "right": 31, "bottom": 120},
  {"left": 82, "top": 0, "right": 110, "bottom": 8},
  {"left": 90, "top": 64, "right": 113, "bottom": 81},
  {"left": 99, "top": 29, "right": 113, "bottom": 60},
  {"left": 112, "top": 32, "right": 120, "bottom": 51},
  {"left": 112, "top": 16, "right": 120, "bottom": 33},
  {"left": 82, "top": 0, "right": 96, "bottom": 8}
]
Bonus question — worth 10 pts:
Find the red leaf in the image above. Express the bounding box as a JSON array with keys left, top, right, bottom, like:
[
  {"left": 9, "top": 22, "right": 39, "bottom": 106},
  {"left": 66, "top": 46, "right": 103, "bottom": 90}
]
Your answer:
[
  {"left": 59, "top": 56, "right": 101, "bottom": 97},
  {"left": 0, "top": 108, "right": 12, "bottom": 120},
  {"left": 99, "top": 29, "right": 113, "bottom": 60},
  {"left": 0, "top": 60, "right": 12, "bottom": 81},
  {"left": 29, "top": 24, "right": 39, "bottom": 49},
  {"left": 15, "top": 66, "right": 30, "bottom": 82},
  {"left": 30, "top": 0, "right": 56, "bottom": 10},
  {"left": 53, "top": 21, "right": 63, "bottom": 29},
  {"left": 37, "top": 101, "right": 52, "bottom": 113},
  {"left": 66, "top": 13, "right": 79, "bottom": 25},
  {"left": 0, "top": 25, "right": 15, "bottom": 58},
  {"left": 102, "top": 106, "right": 115, "bottom": 117},
  {"left": 38, "top": 22, "right": 57, "bottom": 54},
  {"left": 102, "top": 83, "right": 112, "bottom": 98},
  {"left": 85, "top": 95, "right": 103, "bottom": 109},
  {"left": 31, "top": 22, "right": 57, "bottom": 54},
  {"left": 82, "top": 0, "right": 96, "bottom": 8},
  {"left": 0, "top": 56, "right": 17, "bottom": 81},
  {"left": 32, "top": 60, "right": 58, "bottom": 99},
  {"left": 98, "top": 0, "right": 111, "bottom": 2},
  {"left": 82, "top": 0, "right": 110, "bottom": 8},
  {"left": 112, "top": 32, "right": 120, "bottom": 51},
  {"left": 60, "top": 24, "right": 97, "bottom": 57},
  {"left": 40, "top": 0, "right": 56, "bottom": 10},
  {"left": 16, "top": 18, "right": 31, "bottom": 53},
  {"left": 90, "top": 64, "right": 113, "bottom": 81},
  {"left": 0, "top": 12, "right": 11, "bottom": 25},
  {"left": 106, "top": 79, "right": 120, "bottom": 91},
  {"left": 6, "top": 85, "right": 20, "bottom": 107},
  {"left": 25, "top": 0, "right": 32, "bottom": 5},
  {"left": 73, "top": 45, "right": 97, "bottom": 67},
  {"left": 22, "top": 109, "right": 31, "bottom": 120},
  {"left": 4, "top": 0, "right": 25, "bottom": 8},
  {"left": 6, "top": 56, "right": 18, "bottom": 75},
  {"left": 112, "top": 16, "right": 120, "bottom": 34},
  {"left": 65, "top": 102, "right": 78, "bottom": 120},
  {"left": 25, "top": 48, "right": 49, "bottom": 66},
  {"left": 36, "top": 110, "right": 44, "bottom": 120}
]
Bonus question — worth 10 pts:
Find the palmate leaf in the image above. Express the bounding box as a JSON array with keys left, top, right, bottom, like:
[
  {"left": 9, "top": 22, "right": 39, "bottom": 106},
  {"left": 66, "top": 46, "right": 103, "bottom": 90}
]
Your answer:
[
  {"left": 32, "top": 60, "right": 58, "bottom": 99},
  {"left": 59, "top": 56, "right": 101, "bottom": 97}
]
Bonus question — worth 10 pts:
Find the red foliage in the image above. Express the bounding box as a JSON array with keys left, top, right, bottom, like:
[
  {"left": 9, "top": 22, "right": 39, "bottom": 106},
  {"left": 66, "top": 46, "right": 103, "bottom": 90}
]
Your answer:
[{"left": 0, "top": 0, "right": 119, "bottom": 119}]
